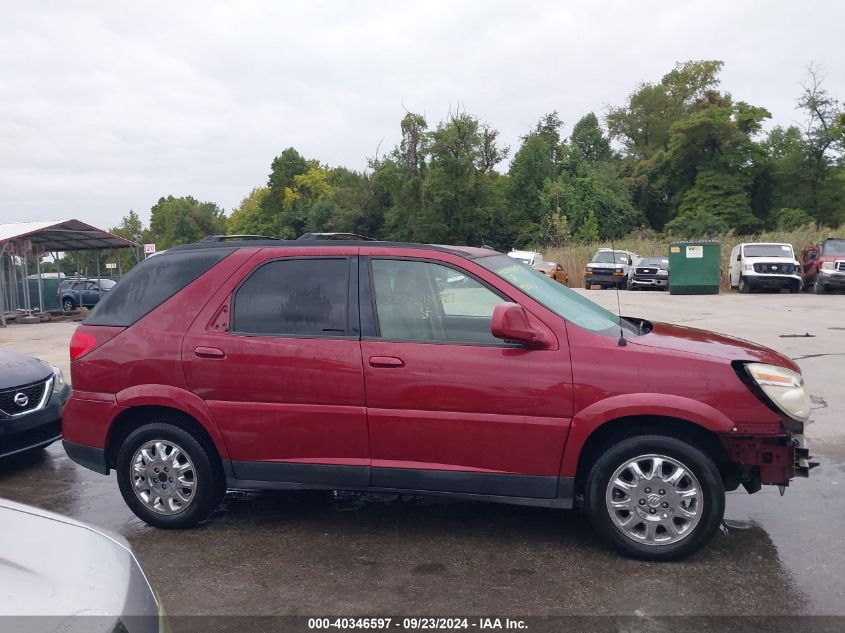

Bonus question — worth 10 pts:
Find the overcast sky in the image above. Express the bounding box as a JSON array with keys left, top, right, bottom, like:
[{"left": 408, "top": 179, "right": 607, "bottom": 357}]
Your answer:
[{"left": 2, "top": 1, "right": 843, "bottom": 230}]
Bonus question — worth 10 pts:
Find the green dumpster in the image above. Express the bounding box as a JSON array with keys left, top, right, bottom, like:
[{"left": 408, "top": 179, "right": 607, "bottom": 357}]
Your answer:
[{"left": 668, "top": 241, "right": 721, "bottom": 295}]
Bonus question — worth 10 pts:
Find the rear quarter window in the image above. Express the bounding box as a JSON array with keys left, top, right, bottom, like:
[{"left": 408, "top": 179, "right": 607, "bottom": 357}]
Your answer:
[{"left": 84, "top": 249, "right": 234, "bottom": 327}]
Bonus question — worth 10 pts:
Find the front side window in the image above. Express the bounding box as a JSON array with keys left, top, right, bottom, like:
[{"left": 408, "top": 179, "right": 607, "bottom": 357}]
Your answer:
[
  {"left": 370, "top": 259, "right": 505, "bottom": 344},
  {"left": 233, "top": 258, "right": 348, "bottom": 336}
]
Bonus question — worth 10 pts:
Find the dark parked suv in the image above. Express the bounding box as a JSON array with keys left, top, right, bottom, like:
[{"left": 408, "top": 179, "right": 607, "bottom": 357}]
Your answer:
[
  {"left": 63, "top": 239, "right": 814, "bottom": 559},
  {"left": 58, "top": 277, "right": 116, "bottom": 312}
]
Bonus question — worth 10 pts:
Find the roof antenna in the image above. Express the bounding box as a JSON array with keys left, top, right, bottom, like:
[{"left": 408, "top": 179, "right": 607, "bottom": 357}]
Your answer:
[{"left": 611, "top": 237, "right": 627, "bottom": 347}]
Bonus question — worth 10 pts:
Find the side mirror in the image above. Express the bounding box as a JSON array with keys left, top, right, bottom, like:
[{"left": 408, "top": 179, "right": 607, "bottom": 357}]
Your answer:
[{"left": 491, "top": 302, "right": 550, "bottom": 348}]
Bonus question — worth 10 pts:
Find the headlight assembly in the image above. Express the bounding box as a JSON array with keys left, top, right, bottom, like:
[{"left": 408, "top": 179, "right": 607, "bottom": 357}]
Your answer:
[
  {"left": 745, "top": 363, "right": 811, "bottom": 422},
  {"left": 51, "top": 366, "right": 65, "bottom": 394}
]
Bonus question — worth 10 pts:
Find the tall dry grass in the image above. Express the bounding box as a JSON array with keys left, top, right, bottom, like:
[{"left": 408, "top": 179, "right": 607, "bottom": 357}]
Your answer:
[{"left": 542, "top": 224, "right": 845, "bottom": 290}]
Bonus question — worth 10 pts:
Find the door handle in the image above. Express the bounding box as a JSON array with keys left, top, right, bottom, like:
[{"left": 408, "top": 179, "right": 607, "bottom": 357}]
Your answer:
[
  {"left": 369, "top": 356, "right": 405, "bottom": 368},
  {"left": 194, "top": 346, "right": 226, "bottom": 359}
]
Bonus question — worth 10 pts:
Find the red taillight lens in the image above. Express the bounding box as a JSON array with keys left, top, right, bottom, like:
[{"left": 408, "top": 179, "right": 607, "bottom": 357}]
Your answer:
[
  {"left": 69, "top": 325, "right": 124, "bottom": 362},
  {"left": 69, "top": 331, "right": 97, "bottom": 361}
]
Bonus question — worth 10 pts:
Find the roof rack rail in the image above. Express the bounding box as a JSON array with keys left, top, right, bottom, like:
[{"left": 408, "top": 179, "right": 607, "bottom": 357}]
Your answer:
[
  {"left": 200, "top": 234, "right": 281, "bottom": 242},
  {"left": 296, "top": 232, "right": 375, "bottom": 241}
]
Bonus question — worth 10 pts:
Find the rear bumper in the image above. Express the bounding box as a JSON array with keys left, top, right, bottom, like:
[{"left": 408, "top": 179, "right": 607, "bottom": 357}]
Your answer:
[
  {"left": 63, "top": 439, "right": 109, "bottom": 474},
  {"left": 0, "top": 385, "right": 68, "bottom": 459}
]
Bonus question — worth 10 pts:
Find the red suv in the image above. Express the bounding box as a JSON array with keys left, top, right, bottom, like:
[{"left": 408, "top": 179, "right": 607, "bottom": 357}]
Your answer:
[{"left": 62, "top": 239, "right": 814, "bottom": 559}]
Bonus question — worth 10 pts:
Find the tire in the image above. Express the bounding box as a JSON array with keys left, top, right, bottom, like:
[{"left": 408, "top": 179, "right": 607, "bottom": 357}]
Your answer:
[
  {"left": 584, "top": 434, "right": 725, "bottom": 561},
  {"left": 116, "top": 421, "right": 225, "bottom": 529},
  {"left": 814, "top": 279, "right": 826, "bottom": 294},
  {"left": 62, "top": 298, "right": 75, "bottom": 312},
  {"left": 789, "top": 281, "right": 801, "bottom": 294},
  {"left": 738, "top": 276, "right": 751, "bottom": 294},
  {"left": 584, "top": 281, "right": 592, "bottom": 289}
]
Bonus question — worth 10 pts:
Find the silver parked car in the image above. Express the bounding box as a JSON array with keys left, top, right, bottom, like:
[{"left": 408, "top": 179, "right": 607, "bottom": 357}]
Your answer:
[{"left": 0, "top": 498, "right": 164, "bottom": 633}]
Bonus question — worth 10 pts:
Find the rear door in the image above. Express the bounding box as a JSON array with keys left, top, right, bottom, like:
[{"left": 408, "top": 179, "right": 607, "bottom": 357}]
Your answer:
[
  {"left": 182, "top": 248, "right": 369, "bottom": 487},
  {"left": 360, "top": 251, "right": 573, "bottom": 499}
]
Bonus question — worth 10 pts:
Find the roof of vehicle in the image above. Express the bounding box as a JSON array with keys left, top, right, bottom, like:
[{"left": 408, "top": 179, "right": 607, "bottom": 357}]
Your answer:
[
  {"left": 166, "top": 239, "right": 499, "bottom": 259},
  {"left": 739, "top": 242, "right": 793, "bottom": 247},
  {"left": 596, "top": 248, "right": 637, "bottom": 254},
  {"left": 507, "top": 250, "right": 540, "bottom": 258}
]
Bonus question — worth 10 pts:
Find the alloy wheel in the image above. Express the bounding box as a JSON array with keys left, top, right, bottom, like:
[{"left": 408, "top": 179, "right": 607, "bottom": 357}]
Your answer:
[
  {"left": 605, "top": 454, "right": 702, "bottom": 546},
  {"left": 130, "top": 440, "right": 198, "bottom": 515}
]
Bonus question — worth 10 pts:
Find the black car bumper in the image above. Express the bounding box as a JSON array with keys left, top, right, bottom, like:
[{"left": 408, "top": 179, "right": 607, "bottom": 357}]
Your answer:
[
  {"left": 585, "top": 273, "right": 625, "bottom": 286},
  {"left": 817, "top": 271, "right": 845, "bottom": 288},
  {"left": 0, "top": 384, "right": 69, "bottom": 459},
  {"left": 63, "top": 439, "right": 109, "bottom": 474},
  {"left": 630, "top": 275, "right": 669, "bottom": 288}
]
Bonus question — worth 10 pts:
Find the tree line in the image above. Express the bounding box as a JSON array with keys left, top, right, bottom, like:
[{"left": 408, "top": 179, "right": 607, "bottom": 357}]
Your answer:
[{"left": 92, "top": 60, "right": 844, "bottom": 274}]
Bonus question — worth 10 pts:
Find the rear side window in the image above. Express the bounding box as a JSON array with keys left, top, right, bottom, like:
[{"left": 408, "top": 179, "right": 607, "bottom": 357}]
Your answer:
[
  {"left": 85, "top": 249, "right": 233, "bottom": 327},
  {"left": 232, "top": 258, "right": 349, "bottom": 336}
]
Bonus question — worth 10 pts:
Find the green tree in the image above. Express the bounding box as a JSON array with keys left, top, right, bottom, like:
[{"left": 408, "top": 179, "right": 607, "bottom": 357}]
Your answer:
[
  {"left": 570, "top": 113, "right": 612, "bottom": 163},
  {"left": 796, "top": 65, "right": 845, "bottom": 225},
  {"left": 664, "top": 93, "right": 771, "bottom": 233},
  {"left": 148, "top": 195, "right": 227, "bottom": 249},
  {"left": 110, "top": 209, "right": 145, "bottom": 273},
  {"left": 228, "top": 187, "right": 271, "bottom": 235},
  {"left": 418, "top": 111, "right": 507, "bottom": 245}
]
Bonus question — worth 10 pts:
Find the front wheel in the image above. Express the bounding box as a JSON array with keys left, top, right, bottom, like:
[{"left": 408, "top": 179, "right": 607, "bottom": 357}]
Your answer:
[
  {"left": 116, "top": 422, "right": 225, "bottom": 528},
  {"left": 738, "top": 276, "right": 751, "bottom": 294},
  {"left": 62, "top": 298, "right": 76, "bottom": 312},
  {"left": 814, "top": 279, "right": 826, "bottom": 294},
  {"left": 585, "top": 435, "right": 725, "bottom": 560}
]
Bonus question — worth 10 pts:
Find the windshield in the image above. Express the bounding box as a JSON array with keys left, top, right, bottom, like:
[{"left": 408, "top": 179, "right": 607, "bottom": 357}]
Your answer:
[
  {"left": 743, "top": 244, "right": 794, "bottom": 258},
  {"left": 639, "top": 257, "right": 669, "bottom": 268},
  {"left": 591, "top": 251, "right": 630, "bottom": 264},
  {"left": 821, "top": 240, "right": 845, "bottom": 257},
  {"left": 478, "top": 255, "right": 635, "bottom": 336}
]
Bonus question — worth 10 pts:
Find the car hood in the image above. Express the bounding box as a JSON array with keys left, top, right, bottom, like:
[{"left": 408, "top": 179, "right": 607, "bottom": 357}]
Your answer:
[
  {"left": 0, "top": 350, "right": 52, "bottom": 389},
  {"left": 0, "top": 499, "right": 158, "bottom": 618},
  {"left": 817, "top": 255, "right": 845, "bottom": 263},
  {"left": 628, "top": 321, "right": 799, "bottom": 371}
]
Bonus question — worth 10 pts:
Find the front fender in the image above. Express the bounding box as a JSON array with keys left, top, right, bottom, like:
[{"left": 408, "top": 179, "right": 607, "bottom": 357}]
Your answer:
[
  {"left": 559, "top": 393, "right": 736, "bottom": 476},
  {"left": 115, "top": 385, "right": 231, "bottom": 459}
]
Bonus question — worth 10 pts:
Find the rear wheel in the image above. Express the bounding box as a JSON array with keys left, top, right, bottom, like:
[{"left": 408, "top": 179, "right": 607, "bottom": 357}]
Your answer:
[
  {"left": 116, "top": 421, "right": 225, "bottom": 528},
  {"left": 738, "top": 276, "right": 751, "bottom": 294},
  {"left": 585, "top": 434, "right": 725, "bottom": 560}
]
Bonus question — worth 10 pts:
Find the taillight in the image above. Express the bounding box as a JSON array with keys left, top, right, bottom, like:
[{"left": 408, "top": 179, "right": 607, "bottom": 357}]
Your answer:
[
  {"left": 69, "top": 331, "right": 97, "bottom": 361},
  {"left": 69, "top": 325, "right": 124, "bottom": 361}
]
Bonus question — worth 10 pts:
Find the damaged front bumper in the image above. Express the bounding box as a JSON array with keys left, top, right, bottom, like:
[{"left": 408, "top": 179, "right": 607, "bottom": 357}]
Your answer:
[{"left": 720, "top": 419, "right": 818, "bottom": 493}]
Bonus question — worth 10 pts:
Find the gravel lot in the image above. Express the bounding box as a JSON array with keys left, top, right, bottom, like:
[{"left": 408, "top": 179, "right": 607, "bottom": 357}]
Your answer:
[{"left": 1, "top": 290, "right": 843, "bottom": 625}]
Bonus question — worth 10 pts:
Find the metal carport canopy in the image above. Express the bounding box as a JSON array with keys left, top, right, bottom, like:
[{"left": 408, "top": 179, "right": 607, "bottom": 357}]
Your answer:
[{"left": 0, "top": 219, "right": 138, "bottom": 251}]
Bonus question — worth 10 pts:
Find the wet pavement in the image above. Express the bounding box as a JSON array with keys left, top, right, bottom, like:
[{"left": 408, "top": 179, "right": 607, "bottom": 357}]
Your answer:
[{"left": 1, "top": 292, "right": 844, "bottom": 620}]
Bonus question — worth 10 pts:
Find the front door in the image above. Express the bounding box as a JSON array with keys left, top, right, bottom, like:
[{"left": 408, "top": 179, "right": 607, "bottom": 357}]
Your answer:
[
  {"left": 182, "top": 253, "right": 369, "bottom": 487},
  {"left": 361, "top": 256, "right": 573, "bottom": 499}
]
